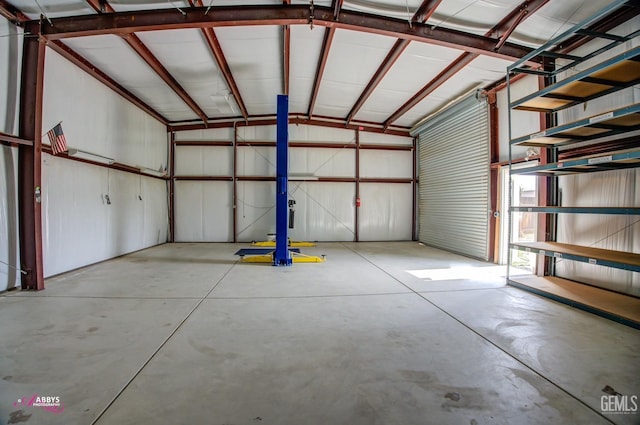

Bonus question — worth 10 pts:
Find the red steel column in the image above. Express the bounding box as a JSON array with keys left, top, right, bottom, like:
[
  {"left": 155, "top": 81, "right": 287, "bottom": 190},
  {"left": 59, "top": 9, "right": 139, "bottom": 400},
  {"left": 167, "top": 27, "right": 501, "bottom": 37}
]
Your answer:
[
  {"left": 169, "top": 131, "right": 176, "bottom": 242},
  {"left": 488, "top": 92, "right": 499, "bottom": 262},
  {"left": 412, "top": 137, "right": 418, "bottom": 241},
  {"left": 354, "top": 128, "right": 360, "bottom": 242},
  {"left": 18, "top": 30, "right": 45, "bottom": 290}
]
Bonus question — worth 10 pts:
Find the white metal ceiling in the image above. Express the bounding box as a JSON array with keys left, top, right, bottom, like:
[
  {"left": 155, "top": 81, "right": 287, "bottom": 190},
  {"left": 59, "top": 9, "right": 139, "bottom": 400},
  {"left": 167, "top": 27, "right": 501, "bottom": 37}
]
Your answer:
[{"left": 4, "top": 0, "right": 623, "bottom": 129}]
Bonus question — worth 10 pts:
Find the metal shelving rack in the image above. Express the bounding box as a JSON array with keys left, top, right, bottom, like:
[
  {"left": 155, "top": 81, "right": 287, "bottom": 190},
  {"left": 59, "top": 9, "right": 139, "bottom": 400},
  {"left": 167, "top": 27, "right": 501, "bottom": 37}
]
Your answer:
[{"left": 506, "top": 0, "right": 640, "bottom": 329}]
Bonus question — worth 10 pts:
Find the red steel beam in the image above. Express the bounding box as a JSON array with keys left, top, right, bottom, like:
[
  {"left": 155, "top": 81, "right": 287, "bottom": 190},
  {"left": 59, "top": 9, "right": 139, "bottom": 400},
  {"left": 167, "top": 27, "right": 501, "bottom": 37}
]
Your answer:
[
  {"left": 384, "top": 0, "right": 549, "bottom": 128},
  {"left": 490, "top": 0, "right": 547, "bottom": 50},
  {"left": 85, "top": 0, "right": 208, "bottom": 123},
  {"left": 346, "top": 0, "right": 442, "bottom": 124},
  {"left": 0, "top": 0, "right": 28, "bottom": 24},
  {"left": 307, "top": 27, "right": 335, "bottom": 118},
  {"left": 174, "top": 140, "right": 234, "bottom": 147},
  {"left": 48, "top": 41, "right": 168, "bottom": 124},
  {"left": 36, "top": 6, "right": 537, "bottom": 63},
  {"left": 346, "top": 39, "right": 410, "bottom": 124},
  {"left": 18, "top": 25, "right": 45, "bottom": 290},
  {"left": 198, "top": 27, "right": 249, "bottom": 120},
  {"left": 121, "top": 34, "right": 209, "bottom": 123},
  {"left": 308, "top": 0, "right": 341, "bottom": 118},
  {"left": 174, "top": 176, "right": 234, "bottom": 181},
  {"left": 190, "top": 0, "right": 249, "bottom": 120},
  {"left": 168, "top": 115, "right": 411, "bottom": 137},
  {"left": 0, "top": 131, "right": 32, "bottom": 146}
]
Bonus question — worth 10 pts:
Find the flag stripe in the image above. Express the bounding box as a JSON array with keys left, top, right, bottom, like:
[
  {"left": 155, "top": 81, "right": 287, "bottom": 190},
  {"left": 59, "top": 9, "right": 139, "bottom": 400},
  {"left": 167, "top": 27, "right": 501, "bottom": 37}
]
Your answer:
[{"left": 47, "top": 123, "right": 68, "bottom": 155}]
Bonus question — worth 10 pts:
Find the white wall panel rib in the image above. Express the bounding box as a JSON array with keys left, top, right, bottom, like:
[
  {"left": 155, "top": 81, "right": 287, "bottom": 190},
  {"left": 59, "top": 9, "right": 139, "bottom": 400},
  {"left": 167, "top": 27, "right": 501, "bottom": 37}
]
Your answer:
[
  {"left": 236, "top": 146, "right": 276, "bottom": 177},
  {"left": 359, "top": 183, "right": 412, "bottom": 241},
  {"left": 174, "top": 128, "right": 233, "bottom": 141},
  {"left": 290, "top": 148, "right": 354, "bottom": 178},
  {"left": 0, "top": 20, "right": 22, "bottom": 290},
  {"left": 359, "top": 150, "right": 412, "bottom": 179},
  {"left": 0, "top": 146, "right": 20, "bottom": 291},
  {"left": 415, "top": 95, "right": 490, "bottom": 260},
  {"left": 42, "top": 155, "right": 168, "bottom": 277},
  {"left": 0, "top": 19, "right": 22, "bottom": 135},
  {"left": 236, "top": 181, "right": 276, "bottom": 242},
  {"left": 43, "top": 48, "right": 168, "bottom": 171},
  {"left": 174, "top": 181, "right": 233, "bottom": 242},
  {"left": 175, "top": 146, "right": 233, "bottom": 176},
  {"left": 288, "top": 182, "right": 355, "bottom": 242},
  {"left": 556, "top": 170, "right": 639, "bottom": 297}
]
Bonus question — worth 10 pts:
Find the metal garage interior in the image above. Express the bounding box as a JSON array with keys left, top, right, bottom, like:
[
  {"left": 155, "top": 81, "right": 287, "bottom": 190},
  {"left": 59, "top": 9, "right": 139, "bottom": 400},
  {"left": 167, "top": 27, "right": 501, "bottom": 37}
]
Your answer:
[{"left": 0, "top": 1, "right": 639, "bottom": 424}]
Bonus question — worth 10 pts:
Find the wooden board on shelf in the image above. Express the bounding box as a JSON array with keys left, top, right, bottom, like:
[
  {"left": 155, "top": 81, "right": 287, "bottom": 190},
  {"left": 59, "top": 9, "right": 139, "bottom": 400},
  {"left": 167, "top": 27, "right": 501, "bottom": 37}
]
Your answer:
[
  {"left": 511, "top": 50, "right": 640, "bottom": 113},
  {"left": 508, "top": 275, "right": 640, "bottom": 326},
  {"left": 510, "top": 105, "right": 640, "bottom": 147},
  {"left": 513, "top": 241, "right": 640, "bottom": 267}
]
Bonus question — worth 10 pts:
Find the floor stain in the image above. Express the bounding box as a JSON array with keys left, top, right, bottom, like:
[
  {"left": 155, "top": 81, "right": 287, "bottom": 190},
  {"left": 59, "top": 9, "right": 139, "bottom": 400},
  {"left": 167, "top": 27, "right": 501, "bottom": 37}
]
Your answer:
[
  {"left": 8, "top": 410, "right": 32, "bottom": 424},
  {"left": 3, "top": 376, "right": 13, "bottom": 381},
  {"left": 87, "top": 326, "right": 99, "bottom": 333},
  {"left": 445, "top": 392, "right": 461, "bottom": 402},
  {"left": 37, "top": 324, "right": 55, "bottom": 331},
  {"left": 602, "top": 385, "right": 622, "bottom": 396}
]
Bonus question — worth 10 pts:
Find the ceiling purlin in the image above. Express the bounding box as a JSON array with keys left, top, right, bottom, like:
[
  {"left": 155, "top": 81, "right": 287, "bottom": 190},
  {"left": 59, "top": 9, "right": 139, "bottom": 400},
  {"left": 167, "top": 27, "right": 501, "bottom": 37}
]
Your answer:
[
  {"left": 86, "top": 0, "right": 209, "bottom": 124},
  {"left": 283, "top": 0, "right": 291, "bottom": 96},
  {"left": 36, "top": 6, "right": 537, "bottom": 63},
  {"left": 345, "top": 0, "right": 442, "bottom": 125},
  {"left": 383, "top": 0, "right": 550, "bottom": 129},
  {"left": 48, "top": 40, "right": 168, "bottom": 124},
  {"left": 0, "top": 0, "right": 28, "bottom": 24},
  {"left": 307, "top": 0, "right": 342, "bottom": 118},
  {"left": 190, "top": 0, "right": 249, "bottom": 121}
]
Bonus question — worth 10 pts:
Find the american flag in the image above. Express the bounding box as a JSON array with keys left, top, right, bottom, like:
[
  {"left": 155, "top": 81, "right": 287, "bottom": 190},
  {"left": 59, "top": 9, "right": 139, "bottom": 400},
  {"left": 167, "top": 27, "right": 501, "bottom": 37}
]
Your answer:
[{"left": 47, "top": 123, "right": 68, "bottom": 155}]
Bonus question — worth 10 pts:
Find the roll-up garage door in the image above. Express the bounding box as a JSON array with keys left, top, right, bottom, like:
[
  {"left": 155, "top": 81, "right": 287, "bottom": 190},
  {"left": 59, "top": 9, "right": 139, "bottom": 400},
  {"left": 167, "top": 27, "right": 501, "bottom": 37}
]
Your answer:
[{"left": 412, "top": 93, "right": 490, "bottom": 260}]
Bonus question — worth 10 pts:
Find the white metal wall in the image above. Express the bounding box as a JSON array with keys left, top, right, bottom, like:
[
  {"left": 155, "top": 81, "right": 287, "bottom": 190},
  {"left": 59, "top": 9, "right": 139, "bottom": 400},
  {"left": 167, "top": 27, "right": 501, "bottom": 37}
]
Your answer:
[
  {"left": 174, "top": 125, "right": 414, "bottom": 242},
  {"left": 413, "top": 94, "right": 490, "bottom": 260},
  {"left": 0, "top": 18, "right": 22, "bottom": 291},
  {"left": 41, "top": 48, "right": 168, "bottom": 277},
  {"left": 0, "top": 146, "right": 20, "bottom": 291}
]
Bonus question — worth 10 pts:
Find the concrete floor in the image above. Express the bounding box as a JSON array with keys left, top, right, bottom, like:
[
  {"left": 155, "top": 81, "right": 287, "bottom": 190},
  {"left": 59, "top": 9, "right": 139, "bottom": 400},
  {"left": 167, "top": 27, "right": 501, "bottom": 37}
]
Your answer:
[{"left": 0, "top": 242, "right": 638, "bottom": 425}]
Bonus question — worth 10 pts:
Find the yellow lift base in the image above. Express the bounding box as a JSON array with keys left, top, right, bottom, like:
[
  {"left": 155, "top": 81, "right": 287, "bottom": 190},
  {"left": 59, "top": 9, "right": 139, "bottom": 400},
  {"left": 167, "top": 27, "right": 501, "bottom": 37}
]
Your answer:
[
  {"left": 251, "top": 239, "right": 317, "bottom": 248},
  {"left": 240, "top": 252, "right": 326, "bottom": 263}
]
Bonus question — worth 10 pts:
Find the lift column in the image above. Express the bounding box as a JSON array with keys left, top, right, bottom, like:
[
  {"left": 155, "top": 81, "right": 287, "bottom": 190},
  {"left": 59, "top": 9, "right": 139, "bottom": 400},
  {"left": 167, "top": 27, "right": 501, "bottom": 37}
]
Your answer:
[{"left": 274, "top": 94, "right": 292, "bottom": 266}]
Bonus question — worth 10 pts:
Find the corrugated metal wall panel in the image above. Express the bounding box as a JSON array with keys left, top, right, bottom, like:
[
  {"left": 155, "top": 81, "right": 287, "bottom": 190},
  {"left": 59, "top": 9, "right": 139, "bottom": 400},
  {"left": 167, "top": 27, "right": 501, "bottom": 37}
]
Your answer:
[{"left": 416, "top": 95, "right": 490, "bottom": 260}]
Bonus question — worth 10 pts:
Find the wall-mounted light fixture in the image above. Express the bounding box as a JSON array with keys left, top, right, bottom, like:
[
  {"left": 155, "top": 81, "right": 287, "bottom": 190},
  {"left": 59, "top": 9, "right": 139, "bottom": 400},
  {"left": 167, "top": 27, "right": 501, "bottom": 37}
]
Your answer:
[
  {"left": 68, "top": 148, "right": 115, "bottom": 165},
  {"left": 137, "top": 166, "right": 166, "bottom": 177},
  {"left": 289, "top": 173, "right": 318, "bottom": 181}
]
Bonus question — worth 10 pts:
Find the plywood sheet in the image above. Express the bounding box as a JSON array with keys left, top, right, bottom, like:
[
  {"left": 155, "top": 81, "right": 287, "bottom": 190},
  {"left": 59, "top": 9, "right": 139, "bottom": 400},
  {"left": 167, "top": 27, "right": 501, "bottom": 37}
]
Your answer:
[{"left": 510, "top": 276, "right": 640, "bottom": 324}]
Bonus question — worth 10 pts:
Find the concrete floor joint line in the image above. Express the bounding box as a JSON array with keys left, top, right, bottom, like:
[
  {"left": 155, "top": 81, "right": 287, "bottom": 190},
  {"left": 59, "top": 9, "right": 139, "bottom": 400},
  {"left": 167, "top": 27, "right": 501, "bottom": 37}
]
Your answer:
[
  {"left": 89, "top": 260, "right": 239, "bottom": 425},
  {"left": 341, "top": 243, "right": 618, "bottom": 425}
]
